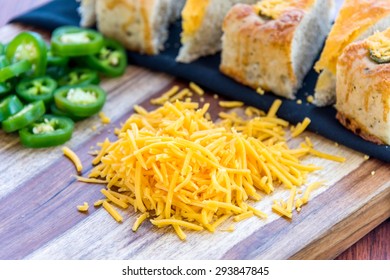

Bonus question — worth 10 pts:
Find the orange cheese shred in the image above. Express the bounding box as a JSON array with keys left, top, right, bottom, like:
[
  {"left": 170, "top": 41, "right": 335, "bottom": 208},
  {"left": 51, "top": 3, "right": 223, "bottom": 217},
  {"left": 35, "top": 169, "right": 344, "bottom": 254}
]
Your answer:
[{"left": 63, "top": 146, "right": 83, "bottom": 173}]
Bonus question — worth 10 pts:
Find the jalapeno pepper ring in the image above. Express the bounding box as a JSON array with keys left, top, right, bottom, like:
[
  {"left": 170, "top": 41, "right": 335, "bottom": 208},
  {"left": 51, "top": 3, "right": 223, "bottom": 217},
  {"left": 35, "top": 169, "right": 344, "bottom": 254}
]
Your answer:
[
  {"left": 54, "top": 85, "right": 106, "bottom": 118},
  {"left": 0, "top": 59, "right": 32, "bottom": 83},
  {"left": 0, "top": 81, "right": 12, "bottom": 97},
  {"left": 5, "top": 31, "right": 47, "bottom": 77},
  {"left": 49, "top": 102, "right": 86, "bottom": 122},
  {"left": 19, "top": 114, "right": 74, "bottom": 148},
  {"left": 0, "top": 95, "right": 24, "bottom": 122},
  {"left": 16, "top": 76, "right": 58, "bottom": 104},
  {"left": 51, "top": 26, "right": 104, "bottom": 57},
  {"left": 47, "top": 48, "right": 69, "bottom": 67},
  {"left": 82, "top": 38, "right": 127, "bottom": 77},
  {"left": 58, "top": 68, "right": 100, "bottom": 87},
  {"left": 2, "top": 100, "right": 46, "bottom": 133}
]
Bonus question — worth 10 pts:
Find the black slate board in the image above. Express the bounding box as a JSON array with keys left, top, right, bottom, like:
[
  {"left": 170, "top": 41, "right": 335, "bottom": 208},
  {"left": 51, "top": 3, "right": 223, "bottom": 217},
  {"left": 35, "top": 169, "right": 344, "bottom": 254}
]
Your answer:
[{"left": 10, "top": 0, "right": 390, "bottom": 162}]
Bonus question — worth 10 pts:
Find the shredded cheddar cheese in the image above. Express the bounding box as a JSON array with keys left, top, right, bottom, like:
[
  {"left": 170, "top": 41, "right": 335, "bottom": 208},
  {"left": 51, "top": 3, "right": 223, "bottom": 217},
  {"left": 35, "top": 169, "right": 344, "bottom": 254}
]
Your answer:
[
  {"left": 63, "top": 146, "right": 83, "bottom": 173},
  {"left": 151, "top": 86, "right": 180, "bottom": 105},
  {"left": 81, "top": 98, "right": 339, "bottom": 240},
  {"left": 99, "top": 111, "right": 111, "bottom": 124},
  {"left": 218, "top": 101, "right": 244, "bottom": 108},
  {"left": 189, "top": 82, "right": 204, "bottom": 96},
  {"left": 77, "top": 202, "right": 89, "bottom": 212},
  {"left": 103, "top": 200, "right": 123, "bottom": 222},
  {"left": 132, "top": 212, "right": 149, "bottom": 232},
  {"left": 73, "top": 88, "right": 346, "bottom": 240},
  {"left": 292, "top": 117, "right": 311, "bottom": 137}
]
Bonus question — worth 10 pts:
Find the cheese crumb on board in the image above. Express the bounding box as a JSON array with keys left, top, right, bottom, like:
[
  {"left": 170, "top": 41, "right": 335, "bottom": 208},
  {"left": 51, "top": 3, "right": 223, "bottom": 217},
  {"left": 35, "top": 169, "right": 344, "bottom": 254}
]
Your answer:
[
  {"left": 77, "top": 202, "right": 89, "bottom": 212},
  {"left": 99, "top": 111, "right": 111, "bottom": 124},
  {"left": 62, "top": 146, "right": 83, "bottom": 173}
]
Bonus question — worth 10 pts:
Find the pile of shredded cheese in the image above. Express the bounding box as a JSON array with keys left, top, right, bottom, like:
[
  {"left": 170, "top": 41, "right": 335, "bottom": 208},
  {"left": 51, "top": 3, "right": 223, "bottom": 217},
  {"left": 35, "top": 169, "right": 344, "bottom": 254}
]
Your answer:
[
  {"left": 73, "top": 84, "right": 342, "bottom": 240},
  {"left": 73, "top": 84, "right": 345, "bottom": 240}
]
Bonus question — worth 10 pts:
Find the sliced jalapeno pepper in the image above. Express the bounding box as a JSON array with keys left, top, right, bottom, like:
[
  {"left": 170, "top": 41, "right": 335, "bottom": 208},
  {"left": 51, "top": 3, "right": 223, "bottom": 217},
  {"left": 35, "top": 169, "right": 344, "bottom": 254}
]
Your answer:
[
  {"left": 47, "top": 48, "right": 69, "bottom": 67},
  {"left": 2, "top": 100, "right": 46, "bottom": 133},
  {"left": 0, "top": 59, "right": 32, "bottom": 83},
  {"left": 54, "top": 85, "right": 106, "bottom": 117},
  {"left": 58, "top": 68, "right": 100, "bottom": 86},
  {"left": 6, "top": 31, "right": 47, "bottom": 77},
  {"left": 0, "top": 81, "right": 12, "bottom": 97},
  {"left": 19, "top": 114, "right": 74, "bottom": 148},
  {"left": 16, "top": 76, "right": 57, "bottom": 104},
  {"left": 0, "top": 95, "right": 24, "bottom": 122},
  {"left": 51, "top": 26, "right": 104, "bottom": 57},
  {"left": 49, "top": 102, "right": 86, "bottom": 122},
  {"left": 81, "top": 38, "right": 127, "bottom": 77},
  {"left": 0, "top": 55, "right": 8, "bottom": 68}
]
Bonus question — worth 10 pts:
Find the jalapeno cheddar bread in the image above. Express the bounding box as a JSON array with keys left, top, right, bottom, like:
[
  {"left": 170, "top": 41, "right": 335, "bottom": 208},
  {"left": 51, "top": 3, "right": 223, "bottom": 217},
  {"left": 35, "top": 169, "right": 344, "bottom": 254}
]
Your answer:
[
  {"left": 85, "top": 0, "right": 185, "bottom": 55},
  {"left": 78, "top": 0, "right": 97, "bottom": 27},
  {"left": 314, "top": 0, "right": 390, "bottom": 107},
  {"left": 335, "top": 29, "right": 390, "bottom": 145},
  {"left": 177, "top": 0, "right": 258, "bottom": 63},
  {"left": 220, "top": 0, "right": 333, "bottom": 99}
]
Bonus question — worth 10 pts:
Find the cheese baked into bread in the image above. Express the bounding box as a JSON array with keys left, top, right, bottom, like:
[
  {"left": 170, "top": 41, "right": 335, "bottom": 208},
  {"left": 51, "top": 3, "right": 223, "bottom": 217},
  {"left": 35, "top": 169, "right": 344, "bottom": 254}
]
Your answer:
[
  {"left": 177, "top": 0, "right": 258, "bottom": 63},
  {"left": 94, "top": 0, "right": 185, "bottom": 55},
  {"left": 314, "top": 0, "right": 390, "bottom": 107},
  {"left": 78, "top": 0, "right": 96, "bottom": 27},
  {"left": 220, "top": 0, "right": 333, "bottom": 99},
  {"left": 336, "top": 29, "right": 390, "bottom": 145}
]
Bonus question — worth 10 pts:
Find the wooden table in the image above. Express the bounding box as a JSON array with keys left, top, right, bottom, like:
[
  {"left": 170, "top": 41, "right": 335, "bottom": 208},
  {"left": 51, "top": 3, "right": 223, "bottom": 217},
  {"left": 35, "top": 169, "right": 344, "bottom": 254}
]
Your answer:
[{"left": 0, "top": 0, "right": 388, "bottom": 260}]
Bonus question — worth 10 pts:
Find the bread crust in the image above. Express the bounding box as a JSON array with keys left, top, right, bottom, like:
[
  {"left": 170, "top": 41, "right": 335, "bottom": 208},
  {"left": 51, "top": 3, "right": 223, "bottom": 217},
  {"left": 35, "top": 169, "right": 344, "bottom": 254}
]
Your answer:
[
  {"left": 96, "top": 0, "right": 173, "bottom": 55},
  {"left": 336, "top": 36, "right": 390, "bottom": 145},
  {"left": 220, "top": 4, "right": 302, "bottom": 97},
  {"left": 220, "top": 1, "right": 330, "bottom": 99},
  {"left": 314, "top": 0, "right": 390, "bottom": 107},
  {"left": 336, "top": 112, "right": 385, "bottom": 145}
]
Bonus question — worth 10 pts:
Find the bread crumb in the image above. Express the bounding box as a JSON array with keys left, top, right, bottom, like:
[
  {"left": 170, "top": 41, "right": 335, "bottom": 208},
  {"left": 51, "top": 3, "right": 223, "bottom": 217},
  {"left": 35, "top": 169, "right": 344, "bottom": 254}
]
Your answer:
[
  {"left": 200, "top": 97, "right": 205, "bottom": 102},
  {"left": 307, "top": 95, "right": 314, "bottom": 103},
  {"left": 364, "top": 155, "right": 370, "bottom": 160},
  {"left": 213, "top": 94, "right": 219, "bottom": 99},
  {"left": 296, "top": 99, "right": 302, "bottom": 105},
  {"left": 371, "top": 171, "right": 376, "bottom": 176}
]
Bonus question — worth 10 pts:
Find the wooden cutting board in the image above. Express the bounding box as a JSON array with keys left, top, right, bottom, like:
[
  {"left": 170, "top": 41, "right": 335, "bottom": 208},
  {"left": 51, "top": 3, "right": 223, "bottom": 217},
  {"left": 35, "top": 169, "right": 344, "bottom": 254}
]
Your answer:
[{"left": 0, "top": 24, "right": 389, "bottom": 260}]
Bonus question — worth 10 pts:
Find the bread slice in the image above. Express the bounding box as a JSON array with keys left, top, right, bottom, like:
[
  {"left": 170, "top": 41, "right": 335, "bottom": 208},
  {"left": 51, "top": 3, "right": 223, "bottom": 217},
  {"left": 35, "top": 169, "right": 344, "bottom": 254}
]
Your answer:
[
  {"left": 220, "top": 0, "right": 332, "bottom": 99},
  {"left": 78, "top": 0, "right": 96, "bottom": 27},
  {"left": 336, "top": 29, "right": 390, "bottom": 145},
  {"left": 314, "top": 0, "right": 390, "bottom": 107},
  {"left": 95, "top": 0, "right": 185, "bottom": 55},
  {"left": 169, "top": 0, "right": 186, "bottom": 22},
  {"left": 177, "top": 0, "right": 258, "bottom": 63}
]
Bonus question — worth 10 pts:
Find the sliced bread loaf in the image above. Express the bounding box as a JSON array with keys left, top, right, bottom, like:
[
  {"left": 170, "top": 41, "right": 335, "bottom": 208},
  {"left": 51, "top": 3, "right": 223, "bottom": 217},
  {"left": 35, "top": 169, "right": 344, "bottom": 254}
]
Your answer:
[
  {"left": 177, "top": 0, "right": 258, "bottom": 63},
  {"left": 78, "top": 0, "right": 97, "bottom": 27},
  {"left": 95, "top": 0, "right": 184, "bottom": 55},
  {"left": 220, "top": 0, "right": 333, "bottom": 99},
  {"left": 336, "top": 29, "right": 390, "bottom": 145},
  {"left": 314, "top": 0, "right": 390, "bottom": 106}
]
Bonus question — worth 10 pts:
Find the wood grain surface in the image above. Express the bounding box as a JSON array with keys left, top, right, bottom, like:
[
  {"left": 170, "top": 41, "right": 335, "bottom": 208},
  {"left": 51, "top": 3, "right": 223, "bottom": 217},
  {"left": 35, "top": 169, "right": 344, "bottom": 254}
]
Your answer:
[{"left": 0, "top": 0, "right": 389, "bottom": 260}]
